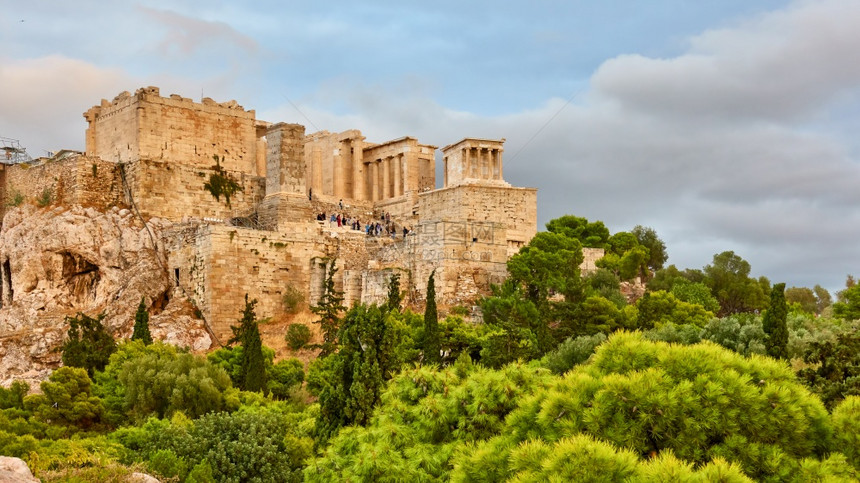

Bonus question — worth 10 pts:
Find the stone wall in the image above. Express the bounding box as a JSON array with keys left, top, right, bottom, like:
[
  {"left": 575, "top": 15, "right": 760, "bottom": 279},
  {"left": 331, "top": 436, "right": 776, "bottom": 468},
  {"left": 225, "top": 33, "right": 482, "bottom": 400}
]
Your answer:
[
  {"left": 418, "top": 184, "right": 537, "bottom": 256},
  {"left": 0, "top": 155, "right": 125, "bottom": 220},
  {"left": 124, "top": 158, "right": 265, "bottom": 222},
  {"left": 166, "top": 222, "right": 337, "bottom": 340},
  {"left": 84, "top": 87, "right": 261, "bottom": 174}
]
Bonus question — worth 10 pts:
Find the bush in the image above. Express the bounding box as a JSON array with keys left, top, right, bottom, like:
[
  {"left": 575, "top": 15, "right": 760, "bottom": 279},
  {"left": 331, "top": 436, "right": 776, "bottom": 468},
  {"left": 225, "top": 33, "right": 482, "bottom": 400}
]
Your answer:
[
  {"left": 61, "top": 312, "right": 116, "bottom": 378},
  {"left": 148, "top": 449, "right": 188, "bottom": 481},
  {"left": 282, "top": 285, "right": 305, "bottom": 314},
  {"left": 286, "top": 324, "right": 311, "bottom": 350},
  {"left": 5, "top": 189, "right": 23, "bottom": 207},
  {"left": 267, "top": 359, "right": 305, "bottom": 400},
  {"left": 36, "top": 187, "right": 53, "bottom": 207},
  {"left": 541, "top": 333, "right": 606, "bottom": 374}
]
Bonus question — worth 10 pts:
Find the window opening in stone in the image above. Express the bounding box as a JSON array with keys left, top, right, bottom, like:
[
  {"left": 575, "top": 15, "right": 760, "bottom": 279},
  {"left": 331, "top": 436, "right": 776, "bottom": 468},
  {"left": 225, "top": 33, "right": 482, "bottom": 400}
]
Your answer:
[
  {"left": 174, "top": 268, "right": 180, "bottom": 287},
  {"left": 3, "top": 259, "right": 13, "bottom": 304}
]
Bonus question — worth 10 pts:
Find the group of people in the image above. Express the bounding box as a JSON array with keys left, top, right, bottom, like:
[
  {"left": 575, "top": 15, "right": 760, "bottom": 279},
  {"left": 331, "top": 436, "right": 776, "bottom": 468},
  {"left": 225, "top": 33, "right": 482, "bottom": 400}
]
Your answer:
[{"left": 313, "top": 208, "right": 412, "bottom": 239}]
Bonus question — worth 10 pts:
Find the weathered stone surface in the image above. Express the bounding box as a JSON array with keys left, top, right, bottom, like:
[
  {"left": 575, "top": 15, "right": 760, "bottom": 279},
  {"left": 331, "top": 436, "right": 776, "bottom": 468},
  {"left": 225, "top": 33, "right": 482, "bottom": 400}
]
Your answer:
[
  {"left": 127, "top": 472, "right": 160, "bottom": 483},
  {"left": 0, "top": 456, "right": 39, "bottom": 483},
  {"left": 0, "top": 204, "right": 211, "bottom": 380}
]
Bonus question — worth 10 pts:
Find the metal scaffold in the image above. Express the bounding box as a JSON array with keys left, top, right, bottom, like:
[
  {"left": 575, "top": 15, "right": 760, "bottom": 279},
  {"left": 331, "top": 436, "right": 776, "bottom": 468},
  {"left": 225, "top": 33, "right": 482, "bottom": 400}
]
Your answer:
[{"left": 0, "top": 136, "right": 33, "bottom": 164}]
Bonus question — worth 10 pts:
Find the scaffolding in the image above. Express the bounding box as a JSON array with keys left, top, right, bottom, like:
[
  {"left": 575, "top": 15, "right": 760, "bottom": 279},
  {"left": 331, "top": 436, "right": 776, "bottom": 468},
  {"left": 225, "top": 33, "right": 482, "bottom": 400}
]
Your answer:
[{"left": 0, "top": 136, "right": 33, "bottom": 164}]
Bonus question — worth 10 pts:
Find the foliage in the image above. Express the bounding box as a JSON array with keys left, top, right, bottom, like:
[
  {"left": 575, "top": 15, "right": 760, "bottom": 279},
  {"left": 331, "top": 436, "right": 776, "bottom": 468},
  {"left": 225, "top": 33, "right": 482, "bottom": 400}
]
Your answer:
[
  {"left": 545, "top": 215, "right": 610, "bottom": 248},
  {"left": 6, "top": 189, "right": 24, "bottom": 207},
  {"left": 0, "top": 380, "right": 29, "bottom": 410},
  {"left": 507, "top": 230, "right": 584, "bottom": 306},
  {"left": 670, "top": 279, "right": 720, "bottom": 313},
  {"left": 632, "top": 224, "right": 668, "bottom": 272},
  {"left": 267, "top": 359, "right": 305, "bottom": 400},
  {"left": 634, "top": 290, "right": 715, "bottom": 329},
  {"left": 698, "top": 314, "right": 767, "bottom": 356},
  {"left": 229, "top": 295, "right": 267, "bottom": 392},
  {"left": 451, "top": 332, "right": 849, "bottom": 482},
  {"left": 583, "top": 268, "right": 626, "bottom": 307},
  {"left": 833, "top": 284, "right": 860, "bottom": 321},
  {"left": 786, "top": 286, "right": 818, "bottom": 315},
  {"left": 386, "top": 272, "right": 403, "bottom": 312},
  {"left": 703, "top": 251, "right": 767, "bottom": 316},
  {"left": 130, "top": 297, "right": 152, "bottom": 345},
  {"left": 285, "top": 323, "right": 311, "bottom": 350},
  {"left": 309, "top": 304, "right": 411, "bottom": 444},
  {"left": 206, "top": 344, "right": 276, "bottom": 389},
  {"left": 36, "top": 186, "right": 54, "bottom": 207},
  {"left": 762, "top": 282, "right": 789, "bottom": 359},
  {"left": 61, "top": 312, "right": 117, "bottom": 378},
  {"left": 117, "top": 408, "right": 312, "bottom": 483},
  {"left": 480, "top": 281, "right": 545, "bottom": 368},
  {"left": 281, "top": 284, "right": 305, "bottom": 314},
  {"left": 423, "top": 270, "right": 440, "bottom": 364},
  {"left": 305, "top": 358, "right": 553, "bottom": 482},
  {"left": 24, "top": 367, "right": 105, "bottom": 434},
  {"left": 814, "top": 284, "right": 833, "bottom": 314},
  {"left": 148, "top": 448, "right": 188, "bottom": 481},
  {"left": 831, "top": 396, "right": 860, "bottom": 470},
  {"left": 798, "top": 326, "right": 860, "bottom": 409},
  {"left": 310, "top": 259, "right": 345, "bottom": 356},
  {"left": 540, "top": 332, "right": 607, "bottom": 375},
  {"left": 203, "top": 155, "right": 243, "bottom": 208},
  {"left": 96, "top": 341, "right": 234, "bottom": 421},
  {"left": 643, "top": 322, "right": 703, "bottom": 345}
]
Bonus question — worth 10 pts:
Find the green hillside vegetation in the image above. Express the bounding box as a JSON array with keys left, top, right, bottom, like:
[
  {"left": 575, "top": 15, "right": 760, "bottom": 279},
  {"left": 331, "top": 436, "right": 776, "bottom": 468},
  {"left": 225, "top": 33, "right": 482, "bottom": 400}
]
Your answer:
[{"left": 2, "top": 214, "right": 859, "bottom": 482}]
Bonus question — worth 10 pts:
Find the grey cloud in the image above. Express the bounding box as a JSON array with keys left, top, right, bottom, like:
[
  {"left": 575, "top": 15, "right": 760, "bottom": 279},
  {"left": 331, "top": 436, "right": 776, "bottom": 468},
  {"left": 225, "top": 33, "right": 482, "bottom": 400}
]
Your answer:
[{"left": 137, "top": 6, "right": 259, "bottom": 58}]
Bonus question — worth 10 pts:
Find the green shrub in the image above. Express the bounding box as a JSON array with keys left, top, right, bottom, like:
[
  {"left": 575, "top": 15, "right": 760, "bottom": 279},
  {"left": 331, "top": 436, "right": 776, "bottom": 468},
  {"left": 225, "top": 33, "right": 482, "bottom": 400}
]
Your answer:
[
  {"left": 831, "top": 396, "right": 860, "bottom": 470},
  {"left": 267, "top": 359, "right": 305, "bottom": 400},
  {"left": 282, "top": 285, "right": 305, "bottom": 314},
  {"left": 5, "top": 189, "right": 24, "bottom": 207},
  {"left": 541, "top": 332, "right": 606, "bottom": 374},
  {"left": 148, "top": 449, "right": 188, "bottom": 481},
  {"left": 286, "top": 324, "right": 311, "bottom": 350},
  {"left": 36, "top": 187, "right": 53, "bottom": 207}
]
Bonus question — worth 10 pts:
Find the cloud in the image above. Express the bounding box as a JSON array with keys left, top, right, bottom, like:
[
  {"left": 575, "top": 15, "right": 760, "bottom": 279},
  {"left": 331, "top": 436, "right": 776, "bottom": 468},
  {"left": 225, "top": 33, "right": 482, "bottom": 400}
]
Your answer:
[
  {"left": 137, "top": 6, "right": 259, "bottom": 59},
  {"left": 258, "top": 0, "right": 860, "bottom": 292},
  {"left": 0, "top": 56, "right": 133, "bottom": 153}
]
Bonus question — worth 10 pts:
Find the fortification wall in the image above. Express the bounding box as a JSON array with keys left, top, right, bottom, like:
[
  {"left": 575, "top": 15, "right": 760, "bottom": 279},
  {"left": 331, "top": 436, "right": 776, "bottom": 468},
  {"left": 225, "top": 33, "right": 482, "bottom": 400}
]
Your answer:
[
  {"left": 85, "top": 87, "right": 260, "bottom": 174},
  {"left": 0, "top": 156, "right": 125, "bottom": 219},
  {"left": 124, "top": 158, "right": 265, "bottom": 222},
  {"left": 418, "top": 184, "right": 537, "bottom": 256}
]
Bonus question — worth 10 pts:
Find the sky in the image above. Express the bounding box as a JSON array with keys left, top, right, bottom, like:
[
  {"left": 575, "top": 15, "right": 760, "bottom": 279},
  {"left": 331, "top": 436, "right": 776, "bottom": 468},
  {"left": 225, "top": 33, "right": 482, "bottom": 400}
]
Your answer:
[{"left": 1, "top": 0, "right": 859, "bottom": 294}]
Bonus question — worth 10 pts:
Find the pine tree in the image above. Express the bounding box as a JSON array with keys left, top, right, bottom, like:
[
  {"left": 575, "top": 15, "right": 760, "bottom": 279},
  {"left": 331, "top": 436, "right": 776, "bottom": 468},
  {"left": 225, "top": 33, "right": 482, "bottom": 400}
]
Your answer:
[
  {"left": 386, "top": 272, "right": 403, "bottom": 312},
  {"left": 131, "top": 297, "right": 153, "bottom": 345},
  {"left": 230, "top": 294, "right": 266, "bottom": 392},
  {"left": 61, "top": 312, "right": 116, "bottom": 377},
  {"left": 423, "top": 270, "right": 441, "bottom": 365},
  {"left": 762, "top": 282, "right": 788, "bottom": 359},
  {"left": 311, "top": 259, "right": 346, "bottom": 356}
]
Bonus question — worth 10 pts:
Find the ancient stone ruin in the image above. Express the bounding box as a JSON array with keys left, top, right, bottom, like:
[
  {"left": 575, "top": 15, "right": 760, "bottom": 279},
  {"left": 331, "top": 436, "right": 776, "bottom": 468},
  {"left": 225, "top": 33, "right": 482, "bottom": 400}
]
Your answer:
[{"left": 0, "top": 86, "right": 601, "bottom": 378}]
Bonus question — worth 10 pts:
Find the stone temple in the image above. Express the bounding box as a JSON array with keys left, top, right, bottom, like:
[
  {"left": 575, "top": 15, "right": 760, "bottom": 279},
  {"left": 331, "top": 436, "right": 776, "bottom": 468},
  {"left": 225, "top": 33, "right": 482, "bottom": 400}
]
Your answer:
[{"left": 0, "top": 87, "right": 539, "bottom": 343}]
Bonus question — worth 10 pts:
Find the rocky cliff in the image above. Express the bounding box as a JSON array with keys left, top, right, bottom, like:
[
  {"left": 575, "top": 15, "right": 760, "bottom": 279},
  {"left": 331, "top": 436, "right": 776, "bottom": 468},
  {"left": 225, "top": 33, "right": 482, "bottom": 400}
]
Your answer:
[{"left": 0, "top": 204, "right": 212, "bottom": 385}]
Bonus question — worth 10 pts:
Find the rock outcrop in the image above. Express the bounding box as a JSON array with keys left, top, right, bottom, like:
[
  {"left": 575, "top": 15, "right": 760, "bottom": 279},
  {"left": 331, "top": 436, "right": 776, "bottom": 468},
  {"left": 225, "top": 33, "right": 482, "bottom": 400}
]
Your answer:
[
  {"left": 0, "top": 456, "right": 39, "bottom": 483},
  {"left": 0, "top": 204, "right": 211, "bottom": 384}
]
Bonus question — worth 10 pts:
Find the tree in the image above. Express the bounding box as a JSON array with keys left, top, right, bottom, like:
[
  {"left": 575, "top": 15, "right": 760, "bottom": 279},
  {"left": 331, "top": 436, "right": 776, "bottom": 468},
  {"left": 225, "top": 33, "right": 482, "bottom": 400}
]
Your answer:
[
  {"left": 311, "top": 258, "right": 346, "bottom": 356},
  {"left": 229, "top": 294, "right": 266, "bottom": 392},
  {"left": 423, "top": 270, "right": 440, "bottom": 365},
  {"left": 480, "top": 281, "right": 545, "bottom": 367},
  {"left": 814, "top": 284, "right": 833, "bottom": 314},
  {"left": 98, "top": 341, "right": 234, "bottom": 421},
  {"left": 762, "top": 283, "right": 789, "bottom": 359},
  {"left": 545, "top": 215, "right": 610, "bottom": 248},
  {"left": 785, "top": 286, "right": 818, "bottom": 315},
  {"left": 632, "top": 225, "right": 668, "bottom": 272},
  {"left": 798, "top": 327, "right": 860, "bottom": 409},
  {"left": 635, "top": 290, "right": 715, "bottom": 329},
  {"left": 670, "top": 279, "right": 720, "bottom": 313},
  {"left": 267, "top": 358, "right": 305, "bottom": 400},
  {"left": 386, "top": 272, "right": 403, "bottom": 312},
  {"left": 24, "top": 367, "right": 105, "bottom": 433},
  {"left": 61, "top": 312, "right": 117, "bottom": 377},
  {"left": 702, "top": 251, "right": 767, "bottom": 315},
  {"left": 131, "top": 297, "right": 153, "bottom": 345},
  {"left": 308, "top": 304, "right": 411, "bottom": 443},
  {"left": 833, "top": 283, "right": 860, "bottom": 321}
]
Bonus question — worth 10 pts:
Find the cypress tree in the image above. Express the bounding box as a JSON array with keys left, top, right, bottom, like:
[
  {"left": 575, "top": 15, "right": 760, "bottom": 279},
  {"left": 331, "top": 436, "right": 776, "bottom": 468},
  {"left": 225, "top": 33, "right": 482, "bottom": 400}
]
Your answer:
[
  {"left": 230, "top": 294, "right": 266, "bottom": 392},
  {"left": 423, "top": 270, "right": 441, "bottom": 365},
  {"left": 386, "top": 272, "right": 403, "bottom": 312},
  {"left": 131, "top": 297, "right": 153, "bottom": 345},
  {"left": 311, "top": 259, "right": 346, "bottom": 356},
  {"left": 762, "top": 282, "right": 788, "bottom": 359},
  {"left": 61, "top": 312, "right": 116, "bottom": 377}
]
